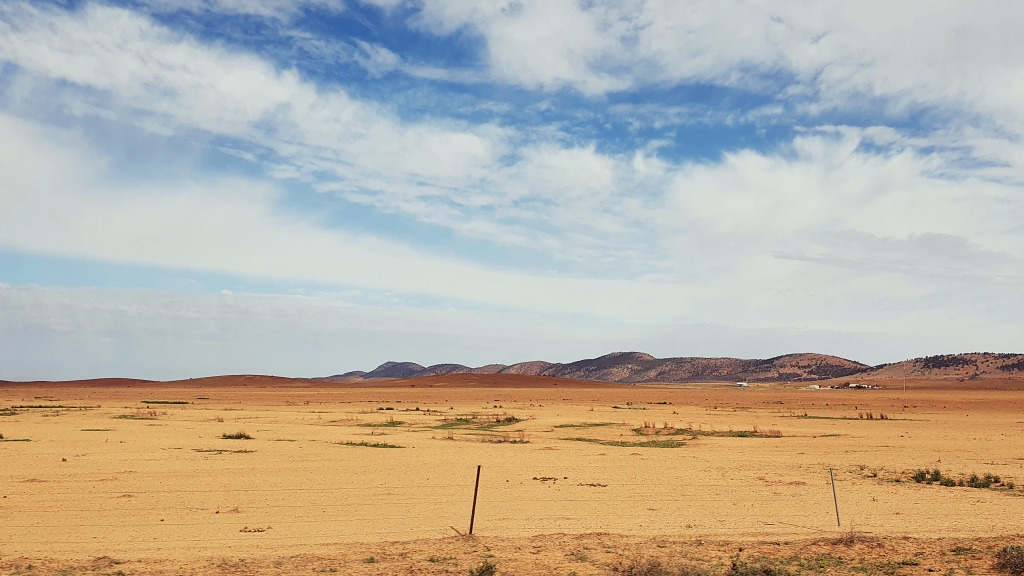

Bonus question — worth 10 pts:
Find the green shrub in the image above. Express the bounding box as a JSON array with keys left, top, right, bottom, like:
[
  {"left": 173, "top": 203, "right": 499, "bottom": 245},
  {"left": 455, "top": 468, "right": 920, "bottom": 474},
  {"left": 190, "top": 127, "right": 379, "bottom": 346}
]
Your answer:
[{"left": 911, "top": 469, "right": 1007, "bottom": 490}]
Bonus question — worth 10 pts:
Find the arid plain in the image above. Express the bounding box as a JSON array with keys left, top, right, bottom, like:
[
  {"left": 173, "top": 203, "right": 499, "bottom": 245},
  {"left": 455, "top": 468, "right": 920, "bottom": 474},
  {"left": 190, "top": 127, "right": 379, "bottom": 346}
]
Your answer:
[{"left": 2, "top": 374, "right": 1022, "bottom": 575}]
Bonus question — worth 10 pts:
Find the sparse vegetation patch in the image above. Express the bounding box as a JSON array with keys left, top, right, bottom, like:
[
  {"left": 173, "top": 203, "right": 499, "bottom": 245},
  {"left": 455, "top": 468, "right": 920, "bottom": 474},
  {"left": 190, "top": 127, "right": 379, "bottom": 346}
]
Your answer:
[
  {"left": 564, "top": 436, "right": 685, "bottom": 448},
  {"left": 614, "top": 553, "right": 791, "bottom": 576},
  {"left": 221, "top": 431, "right": 253, "bottom": 440},
  {"left": 141, "top": 400, "right": 189, "bottom": 405},
  {"left": 360, "top": 419, "right": 405, "bottom": 428},
  {"left": 433, "top": 413, "right": 523, "bottom": 430},
  {"left": 998, "top": 359, "right": 1024, "bottom": 372},
  {"left": 469, "top": 559, "right": 497, "bottom": 576},
  {"left": 911, "top": 468, "right": 1012, "bottom": 490},
  {"left": 791, "top": 412, "right": 902, "bottom": 421},
  {"left": 856, "top": 412, "right": 889, "bottom": 420},
  {"left": 336, "top": 441, "right": 403, "bottom": 448},
  {"left": 115, "top": 410, "right": 162, "bottom": 420},
  {"left": 634, "top": 423, "right": 782, "bottom": 438},
  {"left": 477, "top": 431, "right": 529, "bottom": 444},
  {"left": 433, "top": 417, "right": 476, "bottom": 429},
  {"left": 12, "top": 404, "right": 77, "bottom": 409},
  {"left": 921, "top": 354, "right": 976, "bottom": 370}
]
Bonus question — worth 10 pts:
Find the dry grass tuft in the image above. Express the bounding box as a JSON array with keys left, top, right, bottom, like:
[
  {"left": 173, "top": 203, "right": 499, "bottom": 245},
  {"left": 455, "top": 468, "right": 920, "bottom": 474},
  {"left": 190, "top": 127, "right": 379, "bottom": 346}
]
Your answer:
[
  {"left": 829, "top": 527, "right": 871, "bottom": 547},
  {"left": 995, "top": 545, "right": 1024, "bottom": 575},
  {"left": 613, "top": 553, "right": 790, "bottom": 576}
]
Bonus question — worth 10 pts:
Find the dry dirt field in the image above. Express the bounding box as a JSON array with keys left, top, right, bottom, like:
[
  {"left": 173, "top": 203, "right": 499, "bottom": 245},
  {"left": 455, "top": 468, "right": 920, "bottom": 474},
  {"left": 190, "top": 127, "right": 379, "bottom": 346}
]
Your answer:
[{"left": 1, "top": 374, "right": 1022, "bottom": 575}]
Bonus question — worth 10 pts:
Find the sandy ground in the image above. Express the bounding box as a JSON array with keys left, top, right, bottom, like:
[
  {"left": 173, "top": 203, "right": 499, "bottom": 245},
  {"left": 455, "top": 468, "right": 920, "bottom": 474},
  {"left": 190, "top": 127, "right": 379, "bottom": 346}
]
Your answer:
[{"left": 1, "top": 375, "right": 1022, "bottom": 574}]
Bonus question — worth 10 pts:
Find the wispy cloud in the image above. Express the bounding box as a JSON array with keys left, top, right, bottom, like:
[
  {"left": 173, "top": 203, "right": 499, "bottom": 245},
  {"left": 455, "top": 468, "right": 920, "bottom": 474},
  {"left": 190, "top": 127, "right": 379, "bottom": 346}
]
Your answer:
[{"left": 133, "top": 0, "right": 345, "bottom": 21}]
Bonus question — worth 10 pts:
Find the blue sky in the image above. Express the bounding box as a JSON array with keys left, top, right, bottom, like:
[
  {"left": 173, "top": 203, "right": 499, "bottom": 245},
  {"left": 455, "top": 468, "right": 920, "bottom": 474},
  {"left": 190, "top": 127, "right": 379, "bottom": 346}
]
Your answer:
[{"left": 1, "top": 0, "right": 1023, "bottom": 380}]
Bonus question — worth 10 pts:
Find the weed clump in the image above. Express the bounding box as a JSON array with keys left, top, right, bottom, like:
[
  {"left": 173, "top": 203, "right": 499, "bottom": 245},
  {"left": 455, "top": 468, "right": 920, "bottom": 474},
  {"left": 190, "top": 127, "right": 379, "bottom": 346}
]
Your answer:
[
  {"left": 565, "top": 437, "right": 685, "bottom": 448},
  {"left": 360, "top": 418, "right": 405, "bottom": 428},
  {"left": 857, "top": 412, "right": 890, "bottom": 420},
  {"left": 995, "top": 545, "right": 1024, "bottom": 575},
  {"left": 221, "top": 431, "right": 253, "bottom": 440},
  {"left": 911, "top": 469, "right": 1008, "bottom": 489},
  {"left": 336, "top": 441, "right": 402, "bottom": 448},
  {"left": 829, "top": 527, "right": 867, "bottom": 547},
  {"left": 636, "top": 424, "right": 781, "bottom": 439},
  {"left": 115, "top": 409, "right": 162, "bottom": 420},
  {"left": 469, "top": 559, "right": 497, "bottom": 576},
  {"left": 479, "top": 431, "right": 529, "bottom": 444}
]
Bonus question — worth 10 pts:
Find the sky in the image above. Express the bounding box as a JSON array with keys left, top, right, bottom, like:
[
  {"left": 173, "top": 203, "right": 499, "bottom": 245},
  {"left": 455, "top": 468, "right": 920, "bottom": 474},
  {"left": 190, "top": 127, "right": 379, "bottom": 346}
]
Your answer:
[{"left": 1, "top": 1, "right": 1023, "bottom": 380}]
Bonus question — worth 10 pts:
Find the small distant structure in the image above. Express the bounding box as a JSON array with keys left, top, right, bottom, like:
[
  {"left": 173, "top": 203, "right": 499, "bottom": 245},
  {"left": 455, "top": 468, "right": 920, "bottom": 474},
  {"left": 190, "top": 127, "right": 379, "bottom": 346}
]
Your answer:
[
  {"left": 827, "top": 382, "right": 880, "bottom": 390},
  {"left": 806, "top": 384, "right": 820, "bottom": 390},
  {"left": 735, "top": 382, "right": 749, "bottom": 387}
]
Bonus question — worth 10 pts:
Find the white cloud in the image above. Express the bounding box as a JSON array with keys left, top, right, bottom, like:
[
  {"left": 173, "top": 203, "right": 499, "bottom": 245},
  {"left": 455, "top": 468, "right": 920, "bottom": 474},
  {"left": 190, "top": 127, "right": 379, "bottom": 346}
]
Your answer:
[
  {"left": 0, "top": 2, "right": 506, "bottom": 194},
  {"left": 353, "top": 39, "right": 401, "bottom": 77},
  {"left": 660, "top": 129, "right": 1024, "bottom": 261},
  {"left": 7, "top": 1, "right": 1018, "bottom": 279},
  {"left": 412, "top": 0, "right": 631, "bottom": 94},
  {"left": 779, "top": 231, "right": 1024, "bottom": 285},
  {"left": 410, "top": 0, "right": 1024, "bottom": 137},
  {"left": 135, "top": 0, "right": 345, "bottom": 21},
  {"left": 0, "top": 112, "right": 691, "bottom": 321}
]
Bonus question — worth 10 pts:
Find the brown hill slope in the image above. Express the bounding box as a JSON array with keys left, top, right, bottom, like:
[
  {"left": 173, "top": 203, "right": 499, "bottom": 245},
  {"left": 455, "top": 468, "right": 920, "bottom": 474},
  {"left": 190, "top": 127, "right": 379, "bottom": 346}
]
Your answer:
[
  {"left": 344, "top": 352, "right": 870, "bottom": 384},
  {"left": 857, "top": 353, "right": 1024, "bottom": 381}
]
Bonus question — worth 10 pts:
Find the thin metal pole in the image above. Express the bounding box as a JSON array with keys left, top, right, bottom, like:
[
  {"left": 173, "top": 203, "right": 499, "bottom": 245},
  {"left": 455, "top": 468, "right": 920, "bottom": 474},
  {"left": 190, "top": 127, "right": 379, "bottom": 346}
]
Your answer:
[
  {"left": 829, "top": 468, "right": 840, "bottom": 527},
  {"left": 469, "top": 464, "right": 481, "bottom": 535}
]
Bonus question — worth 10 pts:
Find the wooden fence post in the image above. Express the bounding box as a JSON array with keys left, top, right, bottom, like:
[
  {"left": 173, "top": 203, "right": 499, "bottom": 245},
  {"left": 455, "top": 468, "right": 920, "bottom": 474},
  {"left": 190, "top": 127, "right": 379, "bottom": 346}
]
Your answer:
[
  {"left": 469, "top": 464, "right": 481, "bottom": 535},
  {"left": 829, "top": 468, "right": 841, "bottom": 527}
]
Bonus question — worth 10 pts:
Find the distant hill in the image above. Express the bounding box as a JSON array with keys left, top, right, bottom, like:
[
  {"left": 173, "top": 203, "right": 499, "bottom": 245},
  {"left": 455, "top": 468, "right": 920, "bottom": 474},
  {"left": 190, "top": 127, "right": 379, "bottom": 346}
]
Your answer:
[
  {"left": 338, "top": 352, "right": 1024, "bottom": 385},
  {"left": 342, "top": 352, "right": 872, "bottom": 384},
  {"left": 856, "top": 353, "right": 1024, "bottom": 381}
]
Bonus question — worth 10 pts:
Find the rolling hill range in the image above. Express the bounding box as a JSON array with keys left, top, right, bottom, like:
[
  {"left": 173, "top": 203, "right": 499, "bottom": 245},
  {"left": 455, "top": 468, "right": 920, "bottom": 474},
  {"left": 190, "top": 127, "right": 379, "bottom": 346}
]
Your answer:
[
  {"left": 861, "top": 353, "right": 1024, "bottom": 381},
  {"left": 326, "top": 351, "right": 1024, "bottom": 385}
]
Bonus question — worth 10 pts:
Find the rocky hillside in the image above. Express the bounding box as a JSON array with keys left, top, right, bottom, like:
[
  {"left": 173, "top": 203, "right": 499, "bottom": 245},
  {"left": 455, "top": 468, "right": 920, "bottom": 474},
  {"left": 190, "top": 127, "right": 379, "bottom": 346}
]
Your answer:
[
  {"left": 341, "top": 352, "right": 871, "bottom": 384},
  {"left": 858, "top": 353, "right": 1024, "bottom": 381}
]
